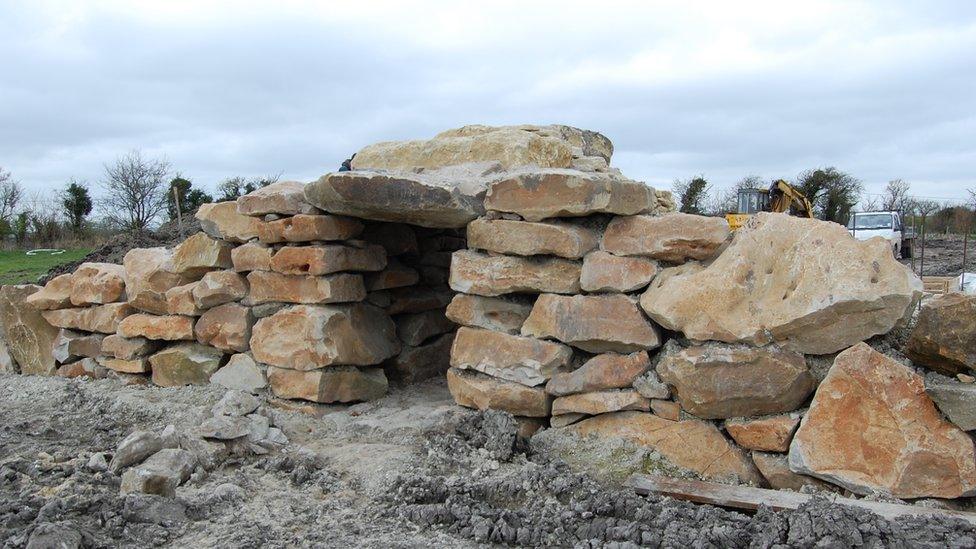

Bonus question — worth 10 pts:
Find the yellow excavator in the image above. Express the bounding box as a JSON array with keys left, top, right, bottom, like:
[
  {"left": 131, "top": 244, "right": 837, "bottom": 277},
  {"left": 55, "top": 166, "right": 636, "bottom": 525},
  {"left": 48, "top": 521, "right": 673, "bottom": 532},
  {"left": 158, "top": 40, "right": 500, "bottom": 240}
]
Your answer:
[{"left": 725, "top": 179, "right": 814, "bottom": 230}]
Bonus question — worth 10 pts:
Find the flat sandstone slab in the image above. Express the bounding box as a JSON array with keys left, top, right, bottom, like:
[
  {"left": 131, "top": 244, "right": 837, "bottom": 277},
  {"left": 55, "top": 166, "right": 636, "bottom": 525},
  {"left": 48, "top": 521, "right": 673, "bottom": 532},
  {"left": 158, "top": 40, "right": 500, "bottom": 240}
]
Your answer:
[
  {"left": 42, "top": 303, "right": 133, "bottom": 334},
  {"left": 601, "top": 213, "right": 729, "bottom": 263},
  {"left": 450, "top": 326, "right": 572, "bottom": 386},
  {"left": 246, "top": 271, "right": 365, "bottom": 305},
  {"left": 257, "top": 214, "right": 363, "bottom": 244},
  {"left": 267, "top": 365, "right": 388, "bottom": 403},
  {"left": 466, "top": 218, "right": 599, "bottom": 259},
  {"left": 449, "top": 250, "right": 581, "bottom": 297},
  {"left": 446, "top": 368, "right": 552, "bottom": 418},
  {"left": 521, "top": 294, "right": 660, "bottom": 354}
]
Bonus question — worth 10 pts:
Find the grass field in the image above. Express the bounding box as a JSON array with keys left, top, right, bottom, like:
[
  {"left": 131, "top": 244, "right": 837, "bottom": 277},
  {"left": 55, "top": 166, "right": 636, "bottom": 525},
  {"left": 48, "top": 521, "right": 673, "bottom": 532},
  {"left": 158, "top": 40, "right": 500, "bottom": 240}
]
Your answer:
[{"left": 0, "top": 249, "right": 91, "bottom": 286}]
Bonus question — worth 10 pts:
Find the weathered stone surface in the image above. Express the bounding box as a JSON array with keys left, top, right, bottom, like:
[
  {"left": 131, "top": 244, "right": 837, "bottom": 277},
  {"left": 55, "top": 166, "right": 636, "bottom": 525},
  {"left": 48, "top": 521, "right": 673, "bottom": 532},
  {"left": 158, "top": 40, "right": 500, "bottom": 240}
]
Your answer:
[
  {"left": 580, "top": 251, "right": 658, "bottom": 293},
  {"left": 384, "top": 333, "right": 453, "bottom": 384},
  {"left": 521, "top": 294, "right": 660, "bottom": 353},
  {"left": 246, "top": 271, "right": 365, "bottom": 305},
  {"left": 551, "top": 413, "right": 588, "bottom": 428},
  {"left": 725, "top": 415, "right": 800, "bottom": 452},
  {"left": 52, "top": 329, "right": 104, "bottom": 363},
  {"left": 467, "top": 218, "right": 599, "bottom": 259},
  {"left": 650, "top": 399, "right": 681, "bottom": 421},
  {"left": 384, "top": 285, "right": 454, "bottom": 314},
  {"left": 906, "top": 293, "right": 976, "bottom": 376},
  {"left": 237, "top": 180, "right": 318, "bottom": 216},
  {"left": 250, "top": 303, "right": 399, "bottom": 370},
  {"left": 0, "top": 285, "right": 59, "bottom": 375},
  {"left": 57, "top": 357, "right": 105, "bottom": 379},
  {"left": 231, "top": 242, "right": 272, "bottom": 273},
  {"left": 567, "top": 411, "right": 763, "bottom": 484},
  {"left": 363, "top": 261, "right": 420, "bottom": 291},
  {"left": 0, "top": 336, "right": 16, "bottom": 374},
  {"left": 451, "top": 327, "right": 571, "bottom": 386},
  {"left": 394, "top": 310, "right": 455, "bottom": 346},
  {"left": 445, "top": 293, "right": 532, "bottom": 334},
  {"left": 68, "top": 263, "right": 127, "bottom": 306},
  {"left": 120, "top": 448, "right": 196, "bottom": 497},
  {"left": 270, "top": 244, "right": 386, "bottom": 276},
  {"left": 124, "top": 248, "right": 195, "bottom": 315},
  {"left": 546, "top": 351, "right": 650, "bottom": 397},
  {"left": 602, "top": 213, "right": 729, "bottom": 263},
  {"left": 789, "top": 343, "right": 976, "bottom": 498},
  {"left": 449, "top": 250, "right": 581, "bottom": 297},
  {"left": 118, "top": 314, "right": 195, "bottom": 341},
  {"left": 552, "top": 390, "right": 650, "bottom": 416},
  {"left": 257, "top": 214, "right": 363, "bottom": 244},
  {"left": 195, "top": 201, "right": 262, "bottom": 243},
  {"left": 640, "top": 213, "right": 923, "bottom": 354},
  {"left": 267, "top": 365, "right": 388, "bottom": 403},
  {"left": 98, "top": 357, "right": 151, "bottom": 374},
  {"left": 171, "top": 233, "right": 233, "bottom": 275},
  {"left": 657, "top": 343, "right": 813, "bottom": 419},
  {"left": 484, "top": 170, "right": 654, "bottom": 222},
  {"left": 192, "top": 271, "right": 247, "bottom": 309},
  {"left": 42, "top": 303, "right": 133, "bottom": 334},
  {"left": 149, "top": 343, "right": 225, "bottom": 387},
  {"left": 165, "top": 282, "right": 204, "bottom": 316},
  {"left": 102, "top": 334, "right": 159, "bottom": 360},
  {"left": 195, "top": 303, "right": 253, "bottom": 352},
  {"left": 447, "top": 368, "right": 552, "bottom": 417},
  {"left": 110, "top": 430, "right": 178, "bottom": 473},
  {"left": 752, "top": 452, "right": 839, "bottom": 492},
  {"left": 633, "top": 369, "right": 671, "bottom": 400},
  {"left": 24, "top": 274, "right": 73, "bottom": 310},
  {"left": 926, "top": 378, "right": 976, "bottom": 431},
  {"left": 210, "top": 353, "right": 267, "bottom": 393}
]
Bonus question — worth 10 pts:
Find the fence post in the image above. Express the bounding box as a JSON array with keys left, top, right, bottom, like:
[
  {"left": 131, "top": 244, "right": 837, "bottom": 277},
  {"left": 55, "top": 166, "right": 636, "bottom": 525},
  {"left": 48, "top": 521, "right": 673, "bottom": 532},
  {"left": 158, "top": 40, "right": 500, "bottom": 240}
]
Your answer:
[{"left": 172, "top": 185, "right": 184, "bottom": 239}]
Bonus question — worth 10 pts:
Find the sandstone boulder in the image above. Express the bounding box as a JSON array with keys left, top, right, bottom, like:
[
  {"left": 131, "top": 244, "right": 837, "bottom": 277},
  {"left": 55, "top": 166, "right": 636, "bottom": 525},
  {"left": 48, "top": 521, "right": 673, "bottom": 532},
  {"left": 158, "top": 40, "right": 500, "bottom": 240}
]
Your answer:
[
  {"left": 580, "top": 251, "right": 658, "bottom": 293},
  {"left": 68, "top": 263, "right": 127, "bottom": 306},
  {"left": 118, "top": 314, "right": 195, "bottom": 341},
  {"left": 124, "top": 248, "right": 195, "bottom": 315},
  {"left": 450, "top": 327, "right": 571, "bottom": 386},
  {"left": 0, "top": 285, "right": 59, "bottom": 375},
  {"left": 446, "top": 368, "right": 552, "bottom": 417},
  {"left": 270, "top": 244, "right": 386, "bottom": 276},
  {"left": 42, "top": 303, "right": 133, "bottom": 334},
  {"left": 601, "top": 213, "right": 729, "bottom": 263},
  {"left": 650, "top": 399, "right": 681, "bottom": 421},
  {"left": 546, "top": 351, "right": 650, "bottom": 397},
  {"left": 237, "top": 181, "right": 318, "bottom": 216},
  {"left": 149, "top": 343, "right": 226, "bottom": 387},
  {"left": 192, "top": 271, "right": 248, "bottom": 309},
  {"left": 98, "top": 357, "right": 150, "bottom": 374},
  {"left": 444, "top": 294, "right": 532, "bottom": 334},
  {"left": 267, "top": 365, "right": 388, "bottom": 403},
  {"left": 640, "top": 213, "right": 923, "bottom": 354},
  {"left": 905, "top": 293, "right": 976, "bottom": 376},
  {"left": 789, "top": 343, "right": 976, "bottom": 498},
  {"left": 24, "top": 274, "right": 73, "bottom": 310},
  {"left": 725, "top": 415, "right": 800, "bottom": 452},
  {"left": 195, "top": 303, "right": 254, "bottom": 352},
  {"left": 257, "top": 214, "right": 363, "bottom": 244},
  {"left": 231, "top": 242, "right": 272, "bottom": 272},
  {"left": 246, "top": 272, "right": 365, "bottom": 305},
  {"left": 751, "top": 452, "right": 839, "bottom": 492},
  {"left": 210, "top": 353, "right": 267, "bottom": 394},
  {"left": 466, "top": 218, "right": 599, "bottom": 259},
  {"left": 101, "top": 335, "right": 159, "bottom": 360},
  {"left": 449, "top": 250, "right": 581, "bottom": 297},
  {"left": 552, "top": 390, "right": 650, "bottom": 416},
  {"left": 196, "top": 201, "right": 262, "bottom": 243},
  {"left": 384, "top": 333, "right": 453, "bottom": 384},
  {"left": 394, "top": 310, "right": 455, "bottom": 346},
  {"left": 52, "top": 329, "right": 104, "bottom": 363},
  {"left": 171, "top": 233, "right": 233, "bottom": 275},
  {"left": 165, "top": 282, "right": 204, "bottom": 316},
  {"left": 521, "top": 294, "right": 660, "bottom": 353},
  {"left": 925, "top": 378, "right": 976, "bottom": 431}
]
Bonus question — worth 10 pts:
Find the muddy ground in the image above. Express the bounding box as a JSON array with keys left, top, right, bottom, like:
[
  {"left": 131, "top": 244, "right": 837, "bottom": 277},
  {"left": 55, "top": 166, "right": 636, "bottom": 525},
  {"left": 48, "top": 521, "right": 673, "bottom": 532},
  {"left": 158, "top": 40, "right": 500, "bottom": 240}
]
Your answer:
[
  {"left": 3, "top": 374, "right": 975, "bottom": 548},
  {"left": 902, "top": 233, "right": 976, "bottom": 278}
]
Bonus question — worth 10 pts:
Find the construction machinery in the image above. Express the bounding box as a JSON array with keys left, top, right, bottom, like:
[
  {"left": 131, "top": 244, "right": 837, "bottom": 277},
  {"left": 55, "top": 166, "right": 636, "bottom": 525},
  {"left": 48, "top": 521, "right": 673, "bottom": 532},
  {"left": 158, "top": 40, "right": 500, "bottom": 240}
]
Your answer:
[{"left": 725, "top": 179, "right": 814, "bottom": 231}]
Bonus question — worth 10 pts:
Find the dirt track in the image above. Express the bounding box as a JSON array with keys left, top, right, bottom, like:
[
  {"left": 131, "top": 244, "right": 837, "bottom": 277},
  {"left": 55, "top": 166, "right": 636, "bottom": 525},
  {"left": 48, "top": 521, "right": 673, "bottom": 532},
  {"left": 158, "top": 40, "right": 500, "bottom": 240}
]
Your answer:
[{"left": 902, "top": 233, "right": 976, "bottom": 278}]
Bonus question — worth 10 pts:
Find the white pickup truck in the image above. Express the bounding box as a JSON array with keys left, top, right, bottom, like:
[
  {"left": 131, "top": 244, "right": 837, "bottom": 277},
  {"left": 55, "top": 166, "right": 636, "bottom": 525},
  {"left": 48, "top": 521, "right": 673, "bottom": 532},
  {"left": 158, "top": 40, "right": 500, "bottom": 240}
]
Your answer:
[{"left": 847, "top": 211, "right": 915, "bottom": 258}]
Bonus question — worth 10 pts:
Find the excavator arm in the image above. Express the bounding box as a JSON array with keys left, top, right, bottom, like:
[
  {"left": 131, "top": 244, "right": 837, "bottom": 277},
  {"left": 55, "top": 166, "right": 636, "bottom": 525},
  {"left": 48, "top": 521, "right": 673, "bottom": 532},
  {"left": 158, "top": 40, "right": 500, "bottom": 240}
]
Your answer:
[{"left": 769, "top": 180, "right": 814, "bottom": 218}]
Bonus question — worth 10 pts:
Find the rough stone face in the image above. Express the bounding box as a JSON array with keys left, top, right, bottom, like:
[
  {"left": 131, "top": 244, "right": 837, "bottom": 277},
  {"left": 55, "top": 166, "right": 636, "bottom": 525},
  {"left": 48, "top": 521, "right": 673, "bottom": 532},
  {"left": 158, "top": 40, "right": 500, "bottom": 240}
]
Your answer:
[
  {"left": 394, "top": 310, "right": 455, "bottom": 346},
  {"left": 257, "top": 214, "right": 363, "bottom": 244},
  {"left": 521, "top": 294, "right": 660, "bottom": 353},
  {"left": 42, "top": 303, "right": 133, "bottom": 334},
  {"left": 267, "top": 365, "right": 388, "bottom": 403},
  {"left": 124, "top": 248, "right": 195, "bottom": 315},
  {"left": 231, "top": 242, "right": 272, "bottom": 272},
  {"left": 363, "top": 261, "right": 420, "bottom": 291},
  {"left": 905, "top": 293, "right": 976, "bottom": 376},
  {"left": 552, "top": 390, "right": 650, "bottom": 416},
  {"left": 601, "top": 213, "right": 729, "bottom": 263},
  {"left": 725, "top": 415, "right": 801, "bottom": 452},
  {"left": 384, "top": 333, "right": 453, "bottom": 384},
  {"left": 926, "top": 379, "right": 976, "bottom": 431},
  {"left": 445, "top": 294, "right": 532, "bottom": 335},
  {"left": 580, "top": 251, "right": 658, "bottom": 293},
  {"left": 270, "top": 244, "right": 386, "bottom": 276},
  {"left": 446, "top": 368, "right": 552, "bottom": 417},
  {"left": 118, "top": 314, "right": 195, "bottom": 341},
  {"left": 650, "top": 399, "right": 681, "bottom": 421},
  {"left": 210, "top": 353, "right": 267, "bottom": 393},
  {"left": 24, "top": 274, "right": 73, "bottom": 310},
  {"left": 246, "top": 272, "right": 365, "bottom": 305},
  {"left": 69, "top": 263, "right": 127, "bottom": 306},
  {"left": 149, "top": 343, "right": 226, "bottom": 387},
  {"left": 192, "top": 271, "right": 248, "bottom": 309},
  {"left": 449, "top": 250, "right": 581, "bottom": 297},
  {"left": 52, "top": 329, "right": 104, "bottom": 363},
  {"left": 195, "top": 303, "right": 254, "bottom": 352},
  {"left": 567, "top": 411, "right": 763, "bottom": 484},
  {"left": 58, "top": 357, "right": 104, "bottom": 379},
  {"left": 250, "top": 304, "right": 399, "bottom": 370},
  {"left": 657, "top": 343, "right": 813, "bottom": 419},
  {"left": 237, "top": 181, "right": 318, "bottom": 216},
  {"left": 0, "top": 285, "right": 59, "bottom": 375},
  {"left": 546, "top": 351, "right": 650, "bottom": 397},
  {"left": 171, "top": 233, "right": 233, "bottom": 275},
  {"left": 165, "top": 283, "right": 204, "bottom": 316},
  {"left": 196, "top": 201, "right": 262, "bottom": 243},
  {"left": 102, "top": 335, "right": 159, "bottom": 360},
  {"left": 450, "top": 327, "right": 572, "bottom": 387},
  {"left": 551, "top": 413, "right": 588, "bottom": 428},
  {"left": 98, "top": 357, "right": 150, "bottom": 374},
  {"left": 467, "top": 218, "right": 599, "bottom": 259},
  {"left": 633, "top": 369, "right": 670, "bottom": 400},
  {"left": 120, "top": 448, "right": 196, "bottom": 497},
  {"left": 640, "top": 213, "right": 923, "bottom": 355},
  {"left": 484, "top": 170, "right": 654, "bottom": 222},
  {"left": 789, "top": 343, "right": 976, "bottom": 498},
  {"left": 751, "top": 452, "right": 840, "bottom": 492}
]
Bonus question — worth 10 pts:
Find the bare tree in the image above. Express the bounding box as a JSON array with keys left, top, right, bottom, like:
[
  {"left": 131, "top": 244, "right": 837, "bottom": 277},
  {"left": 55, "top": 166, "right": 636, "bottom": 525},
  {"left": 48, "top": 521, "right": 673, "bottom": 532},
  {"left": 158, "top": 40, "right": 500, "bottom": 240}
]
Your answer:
[
  {"left": 707, "top": 175, "right": 766, "bottom": 215},
  {"left": 858, "top": 193, "right": 880, "bottom": 212},
  {"left": 0, "top": 167, "right": 23, "bottom": 222},
  {"left": 881, "top": 179, "right": 910, "bottom": 211},
  {"left": 99, "top": 150, "right": 171, "bottom": 230},
  {"left": 969, "top": 188, "right": 976, "bottom": 212}
]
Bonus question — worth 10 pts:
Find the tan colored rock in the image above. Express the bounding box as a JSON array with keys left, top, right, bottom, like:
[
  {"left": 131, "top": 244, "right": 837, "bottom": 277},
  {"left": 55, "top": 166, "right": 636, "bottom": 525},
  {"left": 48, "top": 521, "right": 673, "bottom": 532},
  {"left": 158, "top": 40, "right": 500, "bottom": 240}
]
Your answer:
[
  {"left": 446, "top": 368, "right": 552, "bottom": 417},
  {"left": 725, "top": 415, "right": 800, "bottom": 452},
  {"left": 24, "top": 274, "right": 73, "bottom": 310},
  {"left": 250, "top": 303, "right": 399, "bottom": 369},
  {"left": 267, "top": 365, "right": 387, "bottom": 403},
  {"left": 551, "top": 413, "right": 588, "bottom": 428},
  {"left": 237, "top": 180, "right": 318, "bottom": 216},
  {"left": 124, "top": 247, "right": 195, "bottom": 315},
  {"left": 568, "top": 411, "right": 763, "bottom": 484},
  {"left": 657, "top": 343, "right": 813, "bottom": 419},
  {"left": 449, "top": 250, "right": 581, "bottom": 297},
  {"left": 257, "top": 214, "right": 363, "bottom": 244},
  {"left": 601, "top": 213, "right": 729, "bottom": 263},
  {"left": 231, "top": 242, "right": 272, "bottom": 272},
  {"left": 467, "top": 218, "right": 599, "bottom": 259},
  {"left": 789, "top": 343, "right": 976, "bottom": 498},
  {"left": 42, "top": 303, "right": 132, "bottom": 334},
  {"left": 394, "top": 310, "right": 455, "bottom": 346},
  {"left": 246, "top": 271, "right": 365, "bottom": 305},
  {"left": 552, "top": 390, "right": 650, "bottom": 416},
  {"left": 270, "top": 244, "right": 386, "bottom": 276},
  {"left": 101, "top": 334, "right": 159, "bottom": 359},
  {"left": 484, "top": 169, "right": 654, "bottom": 222},
  {"left": 362, "top": 223, "right": 419, "bottom": 256},
  {"left": 67, "top": 263, "right": 126, "bottom": 306},
  {"left": 580, "top": 251, "right": 658, "bottom": 293},
  {"left": 752, "top": 452, "right": 839, "bottom": 492},
  {"left": 640, "top": 213, "right": 923, "bottom": 354},
  {"left": 384, "top": 333, "right": 453, "bottom": 384},
  {"left": 171, "top": 232, "right": 233, "bottom": 275},
  {"left": 118, "top": 313, "right": 195, "bottom": 341},
  {"left": 445, "top": 293, "right": 532, "bottom": 335},
  {"left": 98, "top": 357, "right": 151, "bottom": 374},
  {"left": 905, "top": 293, "right": 976, "bottom": 376},
  {"left": 210, "top": 353, "right": 267, "bottom": 393},
  {"left": 52, "top": 329, "right": 104, "bottom": 363},
  {"left": 195, "top": 303, "right": 253, "bottom": 352},
  {"left": 192, "top": 271, "right": 248, "bottom": 309},
  {"left": 546, "top": 351, "right": 650, "bottom": 397},
  {"left": 165, "top": 282, "right": 204, "bottom": 316},
  {"left": 149, "top": 343, "right": 225, "bottom": 387},
  {"left": 450, "top": 327, "right": 572, "bottom": 386},
  {"left": 650, "top": 399, "right": 681, "bottom": 421},
  {"left": 435, "top": 124, "right": 613, "bottom": 162},
  {"left": 57, "top": 357, "right": 104, "bottom": 379},
  {"left": 521, "top": 294, "right": 660, "bottom": 353},
  {"left": 196, "top": 201, "right": 262, "bottom": 243},
  {"left": 0, "top": 285, "right": 59, "bottom": 375},
  {"left": 363, "top": 261, "right": 420, "bottom": 291}
]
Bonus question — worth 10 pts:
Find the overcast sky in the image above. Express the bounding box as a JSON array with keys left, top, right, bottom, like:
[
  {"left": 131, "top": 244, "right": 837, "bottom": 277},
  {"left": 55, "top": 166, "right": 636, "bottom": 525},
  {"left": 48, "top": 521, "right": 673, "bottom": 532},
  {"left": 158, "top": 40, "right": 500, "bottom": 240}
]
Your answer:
[{"left": 1, "top": 1, "right": 974, "bottom": 205}]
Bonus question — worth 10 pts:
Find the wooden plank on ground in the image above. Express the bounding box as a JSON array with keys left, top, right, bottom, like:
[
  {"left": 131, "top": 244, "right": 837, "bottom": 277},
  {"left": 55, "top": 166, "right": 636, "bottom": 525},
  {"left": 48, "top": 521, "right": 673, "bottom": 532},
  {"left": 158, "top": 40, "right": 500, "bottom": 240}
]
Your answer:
[{"left": 626, "top": 474, "right": 976, "bottom": 526}]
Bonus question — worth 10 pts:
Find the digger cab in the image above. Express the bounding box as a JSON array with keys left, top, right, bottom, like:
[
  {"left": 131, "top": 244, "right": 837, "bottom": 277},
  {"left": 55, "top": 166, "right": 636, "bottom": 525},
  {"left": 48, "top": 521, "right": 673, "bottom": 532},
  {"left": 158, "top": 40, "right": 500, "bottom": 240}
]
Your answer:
[{"left": 726, "top": 188, "right": 769, "bottom": 230}]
